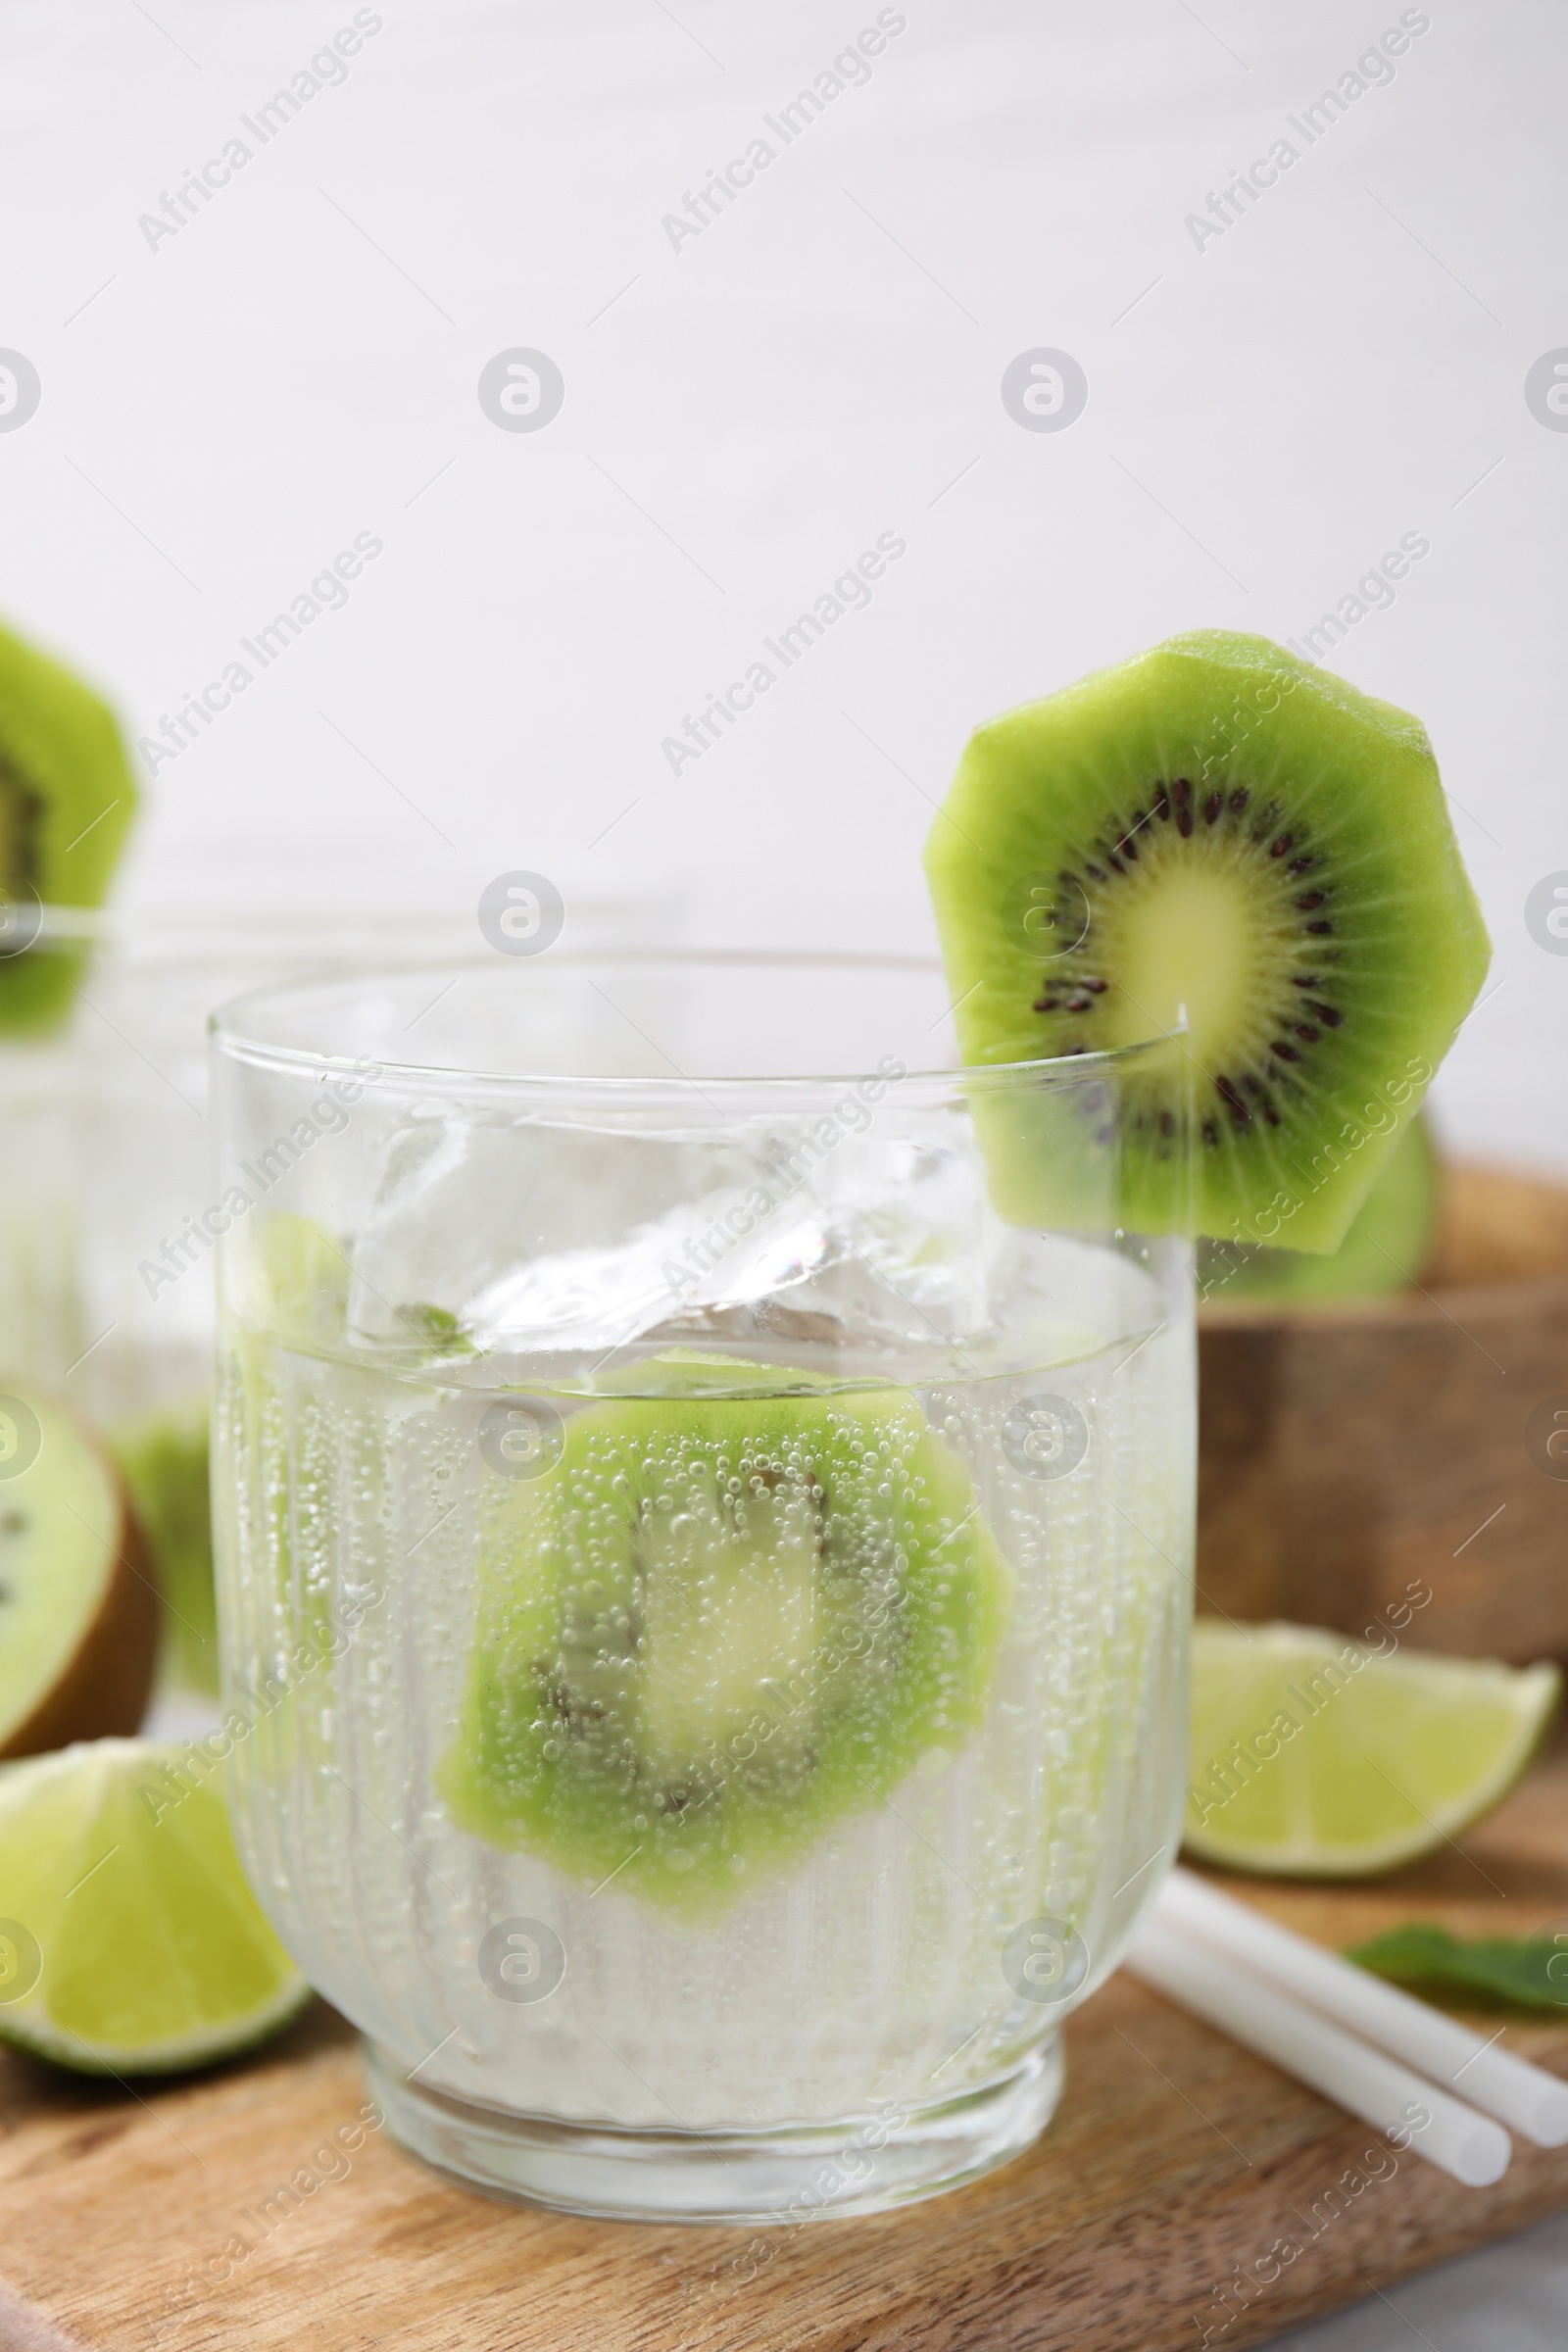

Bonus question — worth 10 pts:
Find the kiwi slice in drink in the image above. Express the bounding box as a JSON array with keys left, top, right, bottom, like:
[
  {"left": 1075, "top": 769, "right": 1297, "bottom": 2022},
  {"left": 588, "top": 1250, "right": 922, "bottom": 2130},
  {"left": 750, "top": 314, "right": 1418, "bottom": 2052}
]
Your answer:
[
  {"left": 924, "top": 632, "right": 1489, "bottom": 1250},
  {"left": 0, "top": 619, "right": 138, "bottom": 1033},
  {"left": 438, "top": 1369, "right": 1012, "bottom": 1913},
  {"left": 112, "top": 1397, "right": 218, "bottom": 1693}
]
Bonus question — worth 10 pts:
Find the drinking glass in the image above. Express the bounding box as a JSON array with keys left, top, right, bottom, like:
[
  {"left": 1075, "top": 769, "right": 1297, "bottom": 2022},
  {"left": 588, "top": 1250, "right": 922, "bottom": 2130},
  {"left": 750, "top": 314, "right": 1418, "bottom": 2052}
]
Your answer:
[
  {"left": 0, "top": 895, "right": 654, "bottom": 1697},
  {"left": 209, "top": 953, "right": 1195, "bottom": 2221}
]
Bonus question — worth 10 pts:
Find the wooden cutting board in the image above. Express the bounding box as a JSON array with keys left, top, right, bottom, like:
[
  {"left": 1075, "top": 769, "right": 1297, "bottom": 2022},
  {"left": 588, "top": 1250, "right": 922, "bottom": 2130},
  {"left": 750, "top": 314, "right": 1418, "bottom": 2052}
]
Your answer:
[{"left": 5, "top": 1748, "right": 1568, "bottom": 2352}]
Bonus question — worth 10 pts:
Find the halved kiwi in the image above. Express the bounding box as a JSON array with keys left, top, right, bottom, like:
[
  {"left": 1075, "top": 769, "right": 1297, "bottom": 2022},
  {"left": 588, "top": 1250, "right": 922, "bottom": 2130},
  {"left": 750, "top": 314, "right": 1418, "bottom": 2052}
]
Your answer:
[
  {"left": 437, "top": 1367, "right": 1012, "bottom": 1912},
  {"left": 0, "top": 1384, "right": 159, "bottom": 1756},
  {"left": 0, "top": 619, "right": 138, "bottom": 1034},
  {"left": 924, "top": 632, "right": 1490, "bottom": 1251}
]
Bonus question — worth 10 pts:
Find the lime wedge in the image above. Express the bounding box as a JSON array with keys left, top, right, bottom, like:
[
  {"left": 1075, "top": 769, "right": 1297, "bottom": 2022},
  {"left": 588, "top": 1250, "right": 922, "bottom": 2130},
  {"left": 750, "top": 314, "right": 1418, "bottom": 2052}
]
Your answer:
[
  {"left": 1185, "top": 1620, "right": 1560, "bottom": 1878},
  {"left": 0, "top": 1739, "right": 310, "bottom": 2073}
]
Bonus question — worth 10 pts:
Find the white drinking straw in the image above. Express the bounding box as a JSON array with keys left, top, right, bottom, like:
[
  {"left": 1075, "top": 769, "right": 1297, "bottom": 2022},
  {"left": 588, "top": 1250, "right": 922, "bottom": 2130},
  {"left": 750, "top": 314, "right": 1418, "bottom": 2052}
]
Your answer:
[
  {"left": 1126, "top": 1916, "right": 1511, "bottom": 2186},
  {"left": 1155, "top": 1867, "right": 1568, "bottom": 2149}
]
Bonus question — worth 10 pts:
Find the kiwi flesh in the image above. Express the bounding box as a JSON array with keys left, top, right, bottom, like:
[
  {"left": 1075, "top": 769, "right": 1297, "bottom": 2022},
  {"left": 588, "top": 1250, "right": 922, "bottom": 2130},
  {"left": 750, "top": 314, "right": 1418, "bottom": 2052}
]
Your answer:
[
  {"left": 924, "top": 632, "right": 1490, "bottom": 1252},
  {"left": 111, "top": 1397, "right": 218, "bottom": 1693},
  {"left": 1200, "top": 1109, "right": 1439, "bottom": 1307},
  {"left": 438, "top": 1366, "right": 1012, "bottom": 1913},
  {"left": 0, "top": 1384, "right": 159, "bottom": 1756},
  {"left": 231, "top": 1212, "right": 352, "bottom": 1351},
  {"left": 0, "top": 619, "right": 138, "bottom": 1034}
]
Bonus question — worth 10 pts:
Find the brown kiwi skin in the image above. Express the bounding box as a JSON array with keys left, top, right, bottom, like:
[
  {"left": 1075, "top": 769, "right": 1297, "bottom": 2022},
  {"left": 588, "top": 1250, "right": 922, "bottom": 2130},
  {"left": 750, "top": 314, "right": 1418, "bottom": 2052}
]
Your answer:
[{"left": 0, "top": 1436, "right": 161, "bottom": 1760}]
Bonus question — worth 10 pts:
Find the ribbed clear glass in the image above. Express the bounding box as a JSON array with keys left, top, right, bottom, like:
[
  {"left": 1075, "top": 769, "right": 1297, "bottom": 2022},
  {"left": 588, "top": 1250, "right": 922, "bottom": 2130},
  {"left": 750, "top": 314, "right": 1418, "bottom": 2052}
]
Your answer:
[{"left": 210, "top": 953, "right": 1195, "bottom": 2220}]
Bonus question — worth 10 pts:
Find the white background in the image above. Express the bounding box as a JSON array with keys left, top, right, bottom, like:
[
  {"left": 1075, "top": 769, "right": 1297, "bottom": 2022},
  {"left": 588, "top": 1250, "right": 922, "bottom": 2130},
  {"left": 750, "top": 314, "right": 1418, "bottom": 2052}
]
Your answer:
[
  {"left": 3, "top": 0, "right": 1565, "bottom": 1167},
  {"left": 4, "top": 6, "right": 1565, "bottom": 2341}
]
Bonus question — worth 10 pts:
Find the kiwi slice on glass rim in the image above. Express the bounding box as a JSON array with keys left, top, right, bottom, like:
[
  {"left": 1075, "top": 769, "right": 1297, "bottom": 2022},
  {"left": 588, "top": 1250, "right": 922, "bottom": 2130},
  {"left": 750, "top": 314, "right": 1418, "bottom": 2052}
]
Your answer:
[
  {"left": 1199, "top": 1108, "right": 1439, "bottom": 1307},
  {"left": 438, "top": 1369, "right": 1012, "bottom": 1914},
  {"left": 0, "top": 618, "right": 138, "bottom": 1034},
  {"left": 924, "top": 631, "right": 1489, "bottom": 1251}
]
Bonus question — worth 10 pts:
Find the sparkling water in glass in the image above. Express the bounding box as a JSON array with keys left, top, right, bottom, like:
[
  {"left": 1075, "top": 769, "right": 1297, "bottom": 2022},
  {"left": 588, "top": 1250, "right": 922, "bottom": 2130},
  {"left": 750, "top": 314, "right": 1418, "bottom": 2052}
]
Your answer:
[{"left": 210, "top": 954, "right": 1195, "bottom": 2221}]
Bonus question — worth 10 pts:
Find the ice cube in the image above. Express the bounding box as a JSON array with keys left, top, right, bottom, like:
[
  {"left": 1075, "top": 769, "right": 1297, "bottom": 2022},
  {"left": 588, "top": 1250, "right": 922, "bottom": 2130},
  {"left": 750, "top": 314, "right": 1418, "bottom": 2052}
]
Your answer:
[
  {"left": 344, "top": 1109, "right": 770, "bottom": 1359},
  {"left": 344, "top": 1102, "right": 996, "bottom": 1383}
]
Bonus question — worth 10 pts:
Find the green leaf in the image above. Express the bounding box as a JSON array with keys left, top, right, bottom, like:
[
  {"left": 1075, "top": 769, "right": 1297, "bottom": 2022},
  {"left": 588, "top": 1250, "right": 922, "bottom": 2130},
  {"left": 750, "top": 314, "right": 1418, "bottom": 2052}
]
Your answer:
[
  {"left": 1348, "top": 1922, "right": 1568, "bottom": 2013},
  {"left": 392, "top": 1301, "right": 473, "bottom": 1351}
]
